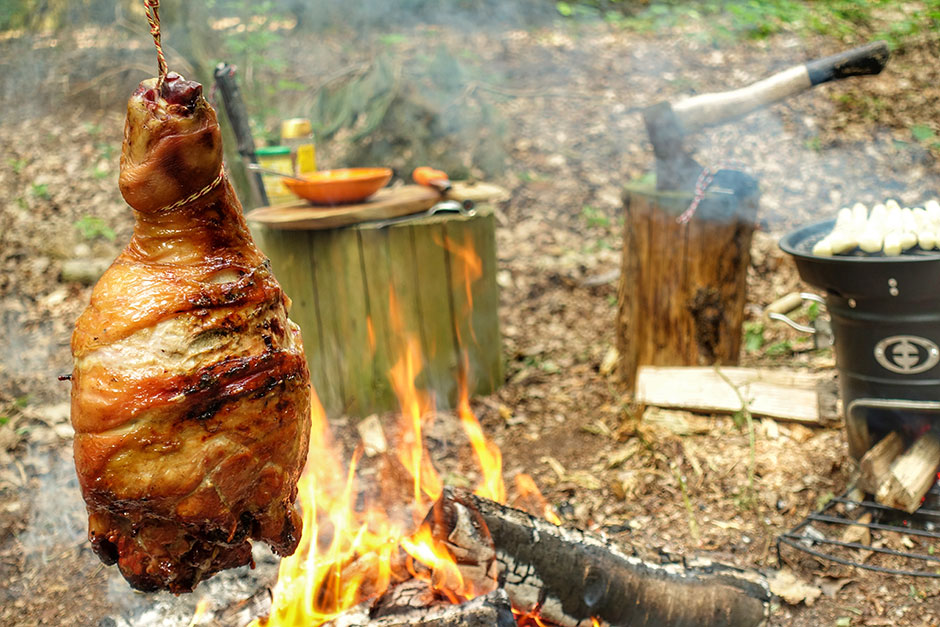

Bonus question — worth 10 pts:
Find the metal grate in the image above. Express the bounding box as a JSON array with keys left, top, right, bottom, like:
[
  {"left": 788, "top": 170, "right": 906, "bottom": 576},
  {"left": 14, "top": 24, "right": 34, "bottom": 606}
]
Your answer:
[{"left": 777, "top": 482, "right": 940, "bottom": 577}]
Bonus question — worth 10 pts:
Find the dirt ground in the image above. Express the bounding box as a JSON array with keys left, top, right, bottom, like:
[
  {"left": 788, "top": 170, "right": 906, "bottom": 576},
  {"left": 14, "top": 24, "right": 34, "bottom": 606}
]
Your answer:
[{"left": 3, "top": 12, "right": 940, "bottom": 627}]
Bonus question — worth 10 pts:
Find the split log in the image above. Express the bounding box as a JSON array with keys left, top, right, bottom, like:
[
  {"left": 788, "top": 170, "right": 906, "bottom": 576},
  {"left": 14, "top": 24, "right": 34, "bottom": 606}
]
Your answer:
[
  {"left": 325, "top": 581, "right": 515, "bottom": 627},
  {"left": 876, "top": 429, "right": 940, "bottom": 514},
  {"left": 617, "top": 178, "right": 759, "bottom": 392},
  {"left": 426, "top": 487, "right": 771, "bottom": 627},
  {"left": 858, "top": 431, "right": 904, "bottom": 494}
]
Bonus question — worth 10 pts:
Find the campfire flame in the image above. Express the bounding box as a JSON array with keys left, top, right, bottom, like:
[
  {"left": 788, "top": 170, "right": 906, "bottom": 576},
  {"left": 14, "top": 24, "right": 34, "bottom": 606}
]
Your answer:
[{"left": 253, "top": 236, "right": 560, "bottom": 626}]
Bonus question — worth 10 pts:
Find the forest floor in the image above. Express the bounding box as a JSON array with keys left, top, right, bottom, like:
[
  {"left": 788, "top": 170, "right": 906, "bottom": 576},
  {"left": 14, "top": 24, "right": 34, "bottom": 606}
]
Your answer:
[{"left": 2, "top": 11, "right": 940, "bottom": 627}]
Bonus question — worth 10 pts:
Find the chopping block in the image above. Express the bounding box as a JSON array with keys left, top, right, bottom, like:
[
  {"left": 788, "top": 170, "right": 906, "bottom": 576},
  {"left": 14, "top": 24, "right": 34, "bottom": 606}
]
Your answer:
[
  {"left": 247, "top": 183, "right": 506, "bottom": 418},
  {"left": 617, "top": 177, "right": 759, "bottom": 392},
  {"left": 618, "top": 41, "right": 889, "bottom": 391}
]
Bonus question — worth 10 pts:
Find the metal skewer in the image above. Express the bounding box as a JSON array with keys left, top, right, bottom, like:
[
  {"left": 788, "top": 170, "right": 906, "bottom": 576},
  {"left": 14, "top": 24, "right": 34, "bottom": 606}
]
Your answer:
[{"left": 246, "top": 162, "right": 306, "bottom": 182}]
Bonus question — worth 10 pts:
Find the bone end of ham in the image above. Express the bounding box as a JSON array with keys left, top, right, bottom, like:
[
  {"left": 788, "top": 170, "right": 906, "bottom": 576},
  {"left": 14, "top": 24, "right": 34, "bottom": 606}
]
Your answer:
[{"left": 70, "top": 74, "right": 311, "bottom": 593}]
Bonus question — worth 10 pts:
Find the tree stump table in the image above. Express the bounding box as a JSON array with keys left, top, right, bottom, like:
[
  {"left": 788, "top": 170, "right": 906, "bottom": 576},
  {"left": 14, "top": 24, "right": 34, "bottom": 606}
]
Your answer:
[
  {"left": 617, "top": 177, "right": 759, "bottom": 393},
  {"left": 247, "top": 184, "right": 504, "bottom": 418}
]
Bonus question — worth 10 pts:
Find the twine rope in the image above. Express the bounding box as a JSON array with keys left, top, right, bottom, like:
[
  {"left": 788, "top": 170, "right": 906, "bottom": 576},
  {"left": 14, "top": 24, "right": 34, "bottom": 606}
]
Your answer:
[
  {"left": 159, "top": 170, "right": 226, "bottom": 212},
  {"left": 140, "top": 0, "right": 224, "bottom": 211},
  {"left": 676, "top": 161, "right": 751, "bottom": 224},
  {"left": 143, "top": 0, "right": 168, "bottom": 88}
]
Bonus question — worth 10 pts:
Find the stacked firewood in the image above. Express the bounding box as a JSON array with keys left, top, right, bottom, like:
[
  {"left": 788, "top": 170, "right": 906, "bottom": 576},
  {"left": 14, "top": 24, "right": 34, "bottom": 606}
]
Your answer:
[{"left": 858, "top": 429, "right": 940, "bottom": 513}]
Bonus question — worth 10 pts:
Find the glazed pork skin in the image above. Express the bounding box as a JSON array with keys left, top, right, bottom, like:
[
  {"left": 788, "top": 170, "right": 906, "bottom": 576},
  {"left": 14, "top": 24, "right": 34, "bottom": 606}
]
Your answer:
[{"left": 70, "top": 73, "right": 311, "bottom": 593}]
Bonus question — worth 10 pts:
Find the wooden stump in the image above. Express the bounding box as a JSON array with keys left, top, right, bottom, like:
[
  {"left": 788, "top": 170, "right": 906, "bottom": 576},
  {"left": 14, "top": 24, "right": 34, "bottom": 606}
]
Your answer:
[
  {"left": 617, "top": 179, "right": 758, "bottom": 392},
  {"left": 250, "top": 204, "right": 503, "bottom": 418}
]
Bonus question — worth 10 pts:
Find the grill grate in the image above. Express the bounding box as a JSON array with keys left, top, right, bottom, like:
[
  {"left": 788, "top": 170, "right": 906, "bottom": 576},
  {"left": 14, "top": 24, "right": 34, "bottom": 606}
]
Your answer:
[{"left": 777, "top": 482, "right": 940, "bottom": 577}]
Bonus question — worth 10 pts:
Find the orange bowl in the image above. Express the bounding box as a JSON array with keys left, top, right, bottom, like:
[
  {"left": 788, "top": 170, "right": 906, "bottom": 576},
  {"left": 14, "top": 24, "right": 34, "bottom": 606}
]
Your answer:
[{"left": 282, "top": 167, "right": 393, "bottom": 205}]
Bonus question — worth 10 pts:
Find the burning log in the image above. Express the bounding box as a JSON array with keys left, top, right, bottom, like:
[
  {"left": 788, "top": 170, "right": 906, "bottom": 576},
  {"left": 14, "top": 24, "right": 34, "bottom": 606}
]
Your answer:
[
  {"left": 858, "top": 431, "right": 905, "bottom": 494},
  {"left": 617, "top": 179, "right": 759, "bottom": 392},
  {"left": 876, "top": 428, "right": 940, "bottom": 514},
  {"left": 427, "top": 487, "right": 771, "bottom": 627},
  {"left": 325, "top": 581, "right": 516, "bottom": 627}
]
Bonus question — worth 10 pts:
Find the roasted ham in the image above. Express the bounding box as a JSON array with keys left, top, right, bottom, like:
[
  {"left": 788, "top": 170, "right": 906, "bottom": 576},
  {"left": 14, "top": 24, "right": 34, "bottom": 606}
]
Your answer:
[{"left": 70, "top": 73, "right": 311, "bottom": 593}]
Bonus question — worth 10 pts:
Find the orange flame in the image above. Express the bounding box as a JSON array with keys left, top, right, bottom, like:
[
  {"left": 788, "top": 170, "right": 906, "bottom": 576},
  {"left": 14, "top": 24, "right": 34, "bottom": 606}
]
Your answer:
[
  {"left": 457, "top": 362, "right": 505, "bottom": 503},
  {"left": 400, "top": 522, "right": 468, "bottom": 603},
  {"left": 441, "top": 232, "right": 483, "bottom": 347},
  {"left": 256, "top": 258, "right": 558, "bottom": 625},
  {"left": 186, "top": 597, "right": 210, "bottom": 627},
  {"left": 515, "top": 473, "right": 562, "bottom": 526},
  {"left": 366, "top": 315, "right": 376, "bottom": 355}
]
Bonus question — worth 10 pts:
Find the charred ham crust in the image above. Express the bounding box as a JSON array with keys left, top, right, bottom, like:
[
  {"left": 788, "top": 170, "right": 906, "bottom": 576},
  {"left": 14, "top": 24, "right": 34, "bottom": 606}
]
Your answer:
[{"left": 179, "top": 350, "right": 307, "bottom": 422}]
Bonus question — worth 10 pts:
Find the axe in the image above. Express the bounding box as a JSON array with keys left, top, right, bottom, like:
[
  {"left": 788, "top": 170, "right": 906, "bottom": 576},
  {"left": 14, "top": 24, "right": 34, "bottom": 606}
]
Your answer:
[{"left": 643, "top": 41, "right": 890, "bottom": 192}]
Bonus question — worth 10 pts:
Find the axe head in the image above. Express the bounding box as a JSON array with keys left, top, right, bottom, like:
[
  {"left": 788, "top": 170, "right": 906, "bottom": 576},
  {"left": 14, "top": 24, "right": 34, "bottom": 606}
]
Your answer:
[
  {"left": 642, "top": 101, "right": 704, "bottom": 192},
  {"left": 642, "top": 41, "right": 890, "bottom": 193}
]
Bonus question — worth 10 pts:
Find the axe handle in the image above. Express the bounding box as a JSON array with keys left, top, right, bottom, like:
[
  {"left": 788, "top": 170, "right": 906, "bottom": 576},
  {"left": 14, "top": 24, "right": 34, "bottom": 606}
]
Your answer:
[{"left": 671, "top": 40, "right": 889, "bottom": 133}]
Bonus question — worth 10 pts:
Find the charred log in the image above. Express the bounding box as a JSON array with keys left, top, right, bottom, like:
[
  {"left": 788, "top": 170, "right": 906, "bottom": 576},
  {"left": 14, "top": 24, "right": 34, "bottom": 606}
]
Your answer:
[
  {"left": 325, "top": 581, "right": 515, "bottom": 627},
  {"left": 427, "top": 487, "right": 770, "bottom": 627}
]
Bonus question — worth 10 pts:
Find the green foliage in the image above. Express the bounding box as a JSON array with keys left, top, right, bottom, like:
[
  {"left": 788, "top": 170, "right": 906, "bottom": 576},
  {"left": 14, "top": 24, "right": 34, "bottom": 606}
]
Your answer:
[
  {"left": 765, "top": 340, "right": 793, "bottom": 356},
  {"left": 581, "top": 205, "right": 611, "bottom": 228},
  {"left": 743, "top": 321, "right": 765, "bottom": 353},
  {"left": 30, "top": 182, "right": 49, "bottom": 199},
  {"left": 911, "top": 123, "right": 940, "bottom": 153},
  {"left": 559, "top": 1, "right": 940, "bottom": 48},
  {"left": 806, "top": 301, "right": 820, "bottom": 322},
  {"left": 7, "top": 158, "right": 27, "bottom": 174},
  {"left": 74, "top": 216, "right": 116, "bottom": 242},
  {"left": 804, "top": 135, "right": 823, "bottom": 153},
  {"left": 816, "top": 490, "right": 835, "bottom": 510}
]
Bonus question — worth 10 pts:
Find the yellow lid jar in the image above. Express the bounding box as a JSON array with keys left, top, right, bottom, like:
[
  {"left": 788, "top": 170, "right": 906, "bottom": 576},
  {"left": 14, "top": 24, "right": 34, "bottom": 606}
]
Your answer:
[
  {"left": 280, "top": 118, "right": 317, "bottom": 175},
  {"left": 255, "top": 146, "right": 294, "bottom": 205}
]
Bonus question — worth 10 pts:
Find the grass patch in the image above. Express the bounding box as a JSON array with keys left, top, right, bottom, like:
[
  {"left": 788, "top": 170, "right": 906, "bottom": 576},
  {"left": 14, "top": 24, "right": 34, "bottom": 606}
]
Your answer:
[{"left": 560, "top": 1, "right": 939, "bottom": 48}]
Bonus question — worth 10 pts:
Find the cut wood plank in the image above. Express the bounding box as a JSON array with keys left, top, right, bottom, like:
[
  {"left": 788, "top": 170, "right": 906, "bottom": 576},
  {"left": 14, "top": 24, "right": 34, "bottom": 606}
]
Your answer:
[
  {"left": 245, "top": 183, "right": 510, "bottom": 231},
  {"left": 635, "top": 365, "right": 838, "bottom": 425},
  {"left": 876, "top": 429, "right": 940, "bottom": 514},
  {"left": 858, "top": 431, "right": 905, "bottom": 494}
]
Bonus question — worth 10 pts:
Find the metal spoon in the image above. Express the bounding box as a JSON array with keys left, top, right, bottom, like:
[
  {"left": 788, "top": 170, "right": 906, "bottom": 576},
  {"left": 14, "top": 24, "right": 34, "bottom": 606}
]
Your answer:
[{"left": 246, "top": 162, "right": 306, "bottom": 182}]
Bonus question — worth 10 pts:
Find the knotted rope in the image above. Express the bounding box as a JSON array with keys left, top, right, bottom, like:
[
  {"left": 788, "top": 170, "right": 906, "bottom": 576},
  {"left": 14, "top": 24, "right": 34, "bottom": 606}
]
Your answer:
[
  {"left": 143, "top": 0, "right": 168, "bottom": 88},
  {"left": 141, "top": 0, "right": 225, "bottom": 211}
]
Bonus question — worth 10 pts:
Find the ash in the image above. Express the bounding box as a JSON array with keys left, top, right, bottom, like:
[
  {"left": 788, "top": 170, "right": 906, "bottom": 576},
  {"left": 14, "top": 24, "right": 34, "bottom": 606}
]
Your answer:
[{"left": 102, "top": 544, "right": 278, "bottom": 627}]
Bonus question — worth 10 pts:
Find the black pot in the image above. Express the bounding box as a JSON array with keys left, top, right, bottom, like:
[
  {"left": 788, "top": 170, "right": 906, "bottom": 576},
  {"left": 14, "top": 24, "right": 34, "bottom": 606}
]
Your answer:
[{"left": 779, "top": 219, "right": 940, "bottom": 458}]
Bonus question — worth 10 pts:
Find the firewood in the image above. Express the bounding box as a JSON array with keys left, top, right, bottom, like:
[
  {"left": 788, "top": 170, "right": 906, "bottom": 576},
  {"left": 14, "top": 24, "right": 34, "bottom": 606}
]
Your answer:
[
  {"left": 858, "top": 432, "right": 904, "bottom": 494},
  {"left": 635, "top": 365, "right": 838, "bottom": 426},
  {"left": 426, "top": 487, "right": 771, "bottom": 627},
  {"left": 876, "top": 429, "right": 940, "bottom": 514},
  {"left": 325, "top": 581, "right": 515, "bottom": 627}
]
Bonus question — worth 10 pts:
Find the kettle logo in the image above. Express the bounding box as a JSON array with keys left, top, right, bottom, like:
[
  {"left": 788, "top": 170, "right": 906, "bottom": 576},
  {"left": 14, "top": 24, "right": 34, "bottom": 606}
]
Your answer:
[{"left": 874, "top": 335, "right": 940, "bottom": 374}]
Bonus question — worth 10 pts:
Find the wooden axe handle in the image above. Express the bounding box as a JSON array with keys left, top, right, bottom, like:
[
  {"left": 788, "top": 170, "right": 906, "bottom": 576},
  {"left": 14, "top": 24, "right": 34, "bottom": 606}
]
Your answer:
[{"left": 671, "top": 40, "right": 889, "bottom": 133}]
